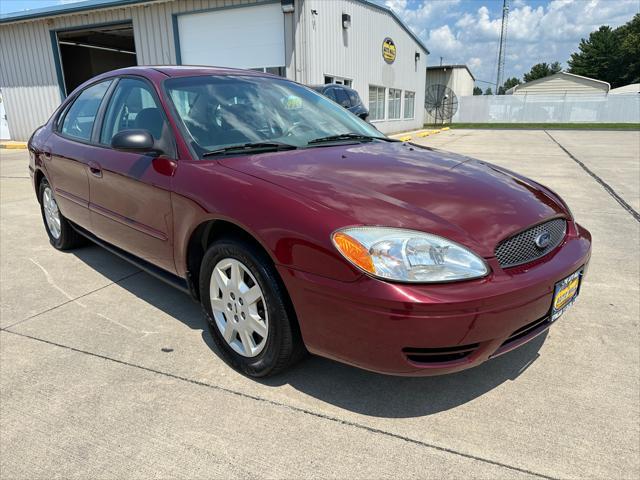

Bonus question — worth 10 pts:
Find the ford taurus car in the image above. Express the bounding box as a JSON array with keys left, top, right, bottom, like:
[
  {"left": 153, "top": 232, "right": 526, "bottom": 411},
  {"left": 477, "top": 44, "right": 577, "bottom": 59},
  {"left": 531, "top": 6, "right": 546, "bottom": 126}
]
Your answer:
[{"left": 28, "top": 66, "right": 591, "bottom": 377}]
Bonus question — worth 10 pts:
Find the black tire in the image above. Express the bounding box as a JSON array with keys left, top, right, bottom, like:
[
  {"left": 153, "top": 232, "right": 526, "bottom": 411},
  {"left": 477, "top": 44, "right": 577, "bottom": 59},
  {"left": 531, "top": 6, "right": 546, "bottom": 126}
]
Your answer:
[
  {"left": 38, "top": 178, "right": 84, "bottom": 250},
  {"left": 199, "top": 237, "right": 305, "bottom": 377}
]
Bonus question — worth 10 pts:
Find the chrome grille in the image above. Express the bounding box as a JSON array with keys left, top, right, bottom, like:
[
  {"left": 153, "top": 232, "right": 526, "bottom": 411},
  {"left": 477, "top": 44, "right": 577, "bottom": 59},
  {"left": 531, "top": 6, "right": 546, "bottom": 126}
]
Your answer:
[{"left": 495, "top": 218, "right": 567, "bottom": 268}]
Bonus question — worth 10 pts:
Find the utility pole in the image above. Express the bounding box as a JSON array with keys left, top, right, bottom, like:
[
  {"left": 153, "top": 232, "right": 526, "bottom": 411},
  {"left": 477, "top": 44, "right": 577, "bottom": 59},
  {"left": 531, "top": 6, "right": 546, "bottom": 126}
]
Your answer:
[{"left": 495, "top": 0, "right": 509, "bottom": 94}]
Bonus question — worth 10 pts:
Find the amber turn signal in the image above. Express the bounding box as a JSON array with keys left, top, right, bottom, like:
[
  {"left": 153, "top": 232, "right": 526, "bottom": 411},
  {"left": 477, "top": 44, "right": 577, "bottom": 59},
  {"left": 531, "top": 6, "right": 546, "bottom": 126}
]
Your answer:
[{"left": 332, "top": 232, "right": 375, "bottom": 274}]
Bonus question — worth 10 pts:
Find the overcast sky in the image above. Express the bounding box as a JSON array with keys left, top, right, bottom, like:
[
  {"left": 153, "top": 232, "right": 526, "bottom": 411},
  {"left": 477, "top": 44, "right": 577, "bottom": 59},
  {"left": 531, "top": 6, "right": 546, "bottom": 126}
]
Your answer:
[{"left": 2, "top": 0, "right": 638, "bottom": 88}]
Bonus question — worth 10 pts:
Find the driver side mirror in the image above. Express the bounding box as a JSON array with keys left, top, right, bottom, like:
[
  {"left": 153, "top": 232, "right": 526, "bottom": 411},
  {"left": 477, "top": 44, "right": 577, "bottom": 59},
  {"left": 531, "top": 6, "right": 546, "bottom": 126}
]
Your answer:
[{"left": 111, "top": 129, "right": 161, "bottom": 154}]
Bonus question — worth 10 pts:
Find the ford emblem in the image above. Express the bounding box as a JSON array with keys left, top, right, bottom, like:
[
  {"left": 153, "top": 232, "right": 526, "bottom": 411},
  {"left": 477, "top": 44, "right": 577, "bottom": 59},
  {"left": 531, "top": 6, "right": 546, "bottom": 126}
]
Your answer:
[{"left": 534, "top": 231, "right": 551, "bottom": 249}]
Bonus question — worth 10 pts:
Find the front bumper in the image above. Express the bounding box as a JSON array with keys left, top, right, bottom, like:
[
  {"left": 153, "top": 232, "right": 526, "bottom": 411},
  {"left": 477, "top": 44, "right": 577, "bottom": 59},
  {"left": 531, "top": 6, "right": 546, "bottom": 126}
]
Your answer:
[{"left": 278, "top": 222, "right": 591, "bottom": 376}]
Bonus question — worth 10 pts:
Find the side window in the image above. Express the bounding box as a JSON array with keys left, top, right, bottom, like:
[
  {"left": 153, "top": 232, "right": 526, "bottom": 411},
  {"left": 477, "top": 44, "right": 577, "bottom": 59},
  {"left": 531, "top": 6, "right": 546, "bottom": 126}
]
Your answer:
[
  {"left": 323, "top": 88, "right": 337, "bottom": 102},
  {"left": 60, "top": 80, "right": 112, "bottom": 141},
  {"left": 347, "top": 90, "right": 360, "bottom": 107},
  {"left": 100, "top": 78, "right": 167, "bottom": 144},
  {"left": 333, "top": 88, "right": 351, "bottom": 108}
]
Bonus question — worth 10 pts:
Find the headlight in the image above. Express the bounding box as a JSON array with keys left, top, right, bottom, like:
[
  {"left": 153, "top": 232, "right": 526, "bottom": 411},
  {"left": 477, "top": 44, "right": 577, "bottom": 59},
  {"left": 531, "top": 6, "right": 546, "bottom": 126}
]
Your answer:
[{"left": 332, "top": 227, "right": 488, "bottom": 283}]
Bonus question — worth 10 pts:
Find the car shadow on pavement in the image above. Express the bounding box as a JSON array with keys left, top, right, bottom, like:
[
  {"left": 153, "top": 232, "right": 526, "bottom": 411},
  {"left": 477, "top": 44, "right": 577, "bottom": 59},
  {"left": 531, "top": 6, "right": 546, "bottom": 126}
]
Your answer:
[
  {"left": 264, "top": 334, "right": 545, "bottom": 418},
  {"left": 73, "top": 244, "right": 547, "bottom": 419}
]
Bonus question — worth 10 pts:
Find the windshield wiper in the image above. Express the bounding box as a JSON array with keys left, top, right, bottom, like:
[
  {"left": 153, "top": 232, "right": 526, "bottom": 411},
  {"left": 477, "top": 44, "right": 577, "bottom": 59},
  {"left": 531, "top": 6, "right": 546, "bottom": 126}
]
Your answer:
[
  {"left": 307, "top": 133, "right": 397, "bottom": 145},
  {"left": 202, "top": 141, "right": 298, "bottom": 157}
]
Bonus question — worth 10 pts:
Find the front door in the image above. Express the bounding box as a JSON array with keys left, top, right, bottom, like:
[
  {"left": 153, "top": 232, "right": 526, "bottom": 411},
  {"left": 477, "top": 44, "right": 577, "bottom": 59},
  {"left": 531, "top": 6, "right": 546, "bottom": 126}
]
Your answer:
[
  {"left": 88, "top": 76, "right": 176, "bottom": 273},
  {"left": 46, "top": 79, "right": 113, "bottom": 229}
]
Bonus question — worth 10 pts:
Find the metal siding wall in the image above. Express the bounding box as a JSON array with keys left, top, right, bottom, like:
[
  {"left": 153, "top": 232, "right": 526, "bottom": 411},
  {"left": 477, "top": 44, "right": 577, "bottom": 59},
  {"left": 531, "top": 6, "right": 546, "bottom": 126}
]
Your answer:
[
  {"left": 0, "top": 0, "right": 264, "bottom": 140},
  {"left": 426, "top": 68, "right": 474, "bottom": 97},
  {"left": 0, "top": 21, "right": 61, "bottom": 140},
  {"left": 426, "top": 69, "right": 449, "bottom": 88},
  {"left": 303, "top": 0, "right": 426, "bottom": 133},
  {"left": 424, "top": 69, "right": 451, "bottom": 124},
  {"left": 451, "top": 69, "right": 474, "bottom": 97},
  {"left": 454, "top": 94, "right": 640, "bottom": 123}
]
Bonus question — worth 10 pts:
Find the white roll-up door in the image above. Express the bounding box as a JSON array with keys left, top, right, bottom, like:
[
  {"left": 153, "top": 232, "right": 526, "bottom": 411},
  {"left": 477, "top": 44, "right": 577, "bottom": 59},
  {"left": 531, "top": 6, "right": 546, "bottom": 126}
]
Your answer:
[{"left": 177, "top": 3, "right": 285, "bottom": 69}]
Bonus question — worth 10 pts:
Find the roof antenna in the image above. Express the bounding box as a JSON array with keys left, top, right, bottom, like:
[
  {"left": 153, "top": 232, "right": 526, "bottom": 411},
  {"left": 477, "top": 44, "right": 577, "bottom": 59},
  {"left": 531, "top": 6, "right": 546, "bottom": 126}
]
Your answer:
[{"left": 440, "top": 56, "right": 443, "bottom": 66}]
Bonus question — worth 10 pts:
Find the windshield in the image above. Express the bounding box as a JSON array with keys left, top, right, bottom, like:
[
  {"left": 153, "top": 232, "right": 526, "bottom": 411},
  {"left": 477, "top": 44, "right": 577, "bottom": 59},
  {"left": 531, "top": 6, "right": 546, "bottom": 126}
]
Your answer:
[{"left": 164, "top": 75, "right": 385, "bottom": 157}]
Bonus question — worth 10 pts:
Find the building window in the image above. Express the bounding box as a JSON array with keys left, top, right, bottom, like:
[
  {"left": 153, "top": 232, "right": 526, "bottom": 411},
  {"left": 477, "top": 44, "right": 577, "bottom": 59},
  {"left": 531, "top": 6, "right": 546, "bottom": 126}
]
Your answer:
[
  {"left": 325, "top": 75, "right": 352, "bottom": 87},
  {"left": 251, "top": 66, "right": 286, "bottom": 77},
  {"left": 368, "top": 85, "right": 385, "bottom": 121},
  {"left": 404, "top": 91, "right": 415, "bottom": 119},
  {"left": 388, "top": 88, "right": 401, "bottom": 119}
]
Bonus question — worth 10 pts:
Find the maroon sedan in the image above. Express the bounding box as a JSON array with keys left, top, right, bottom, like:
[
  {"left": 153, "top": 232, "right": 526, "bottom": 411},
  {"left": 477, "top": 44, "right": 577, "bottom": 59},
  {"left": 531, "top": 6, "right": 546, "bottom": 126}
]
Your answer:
[{"left": 29, "top": 66, "right": 591, "bottom": 377}]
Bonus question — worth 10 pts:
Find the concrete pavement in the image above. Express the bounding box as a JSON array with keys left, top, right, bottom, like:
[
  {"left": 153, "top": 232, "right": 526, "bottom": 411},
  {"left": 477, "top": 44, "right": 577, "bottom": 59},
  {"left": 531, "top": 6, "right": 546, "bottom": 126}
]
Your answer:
[{"left": 1, "top": 130, "right": 638, "bottom": 479}]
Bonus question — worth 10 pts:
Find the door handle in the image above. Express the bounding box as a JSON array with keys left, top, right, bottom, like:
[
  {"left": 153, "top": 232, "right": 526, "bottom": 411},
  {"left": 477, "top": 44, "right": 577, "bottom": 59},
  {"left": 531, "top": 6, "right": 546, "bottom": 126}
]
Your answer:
[
  {"left": 42, "top": 149, "right": 52, "bottom": 160},
  {"left": 88, "top": 161, "right": 102, "bottom": 178}
]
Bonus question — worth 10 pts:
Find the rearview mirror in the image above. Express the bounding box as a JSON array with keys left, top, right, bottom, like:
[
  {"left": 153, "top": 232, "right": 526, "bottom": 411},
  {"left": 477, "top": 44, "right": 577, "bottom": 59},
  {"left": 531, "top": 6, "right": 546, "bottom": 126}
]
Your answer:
[{"left": 111, "top": 129, "right": 159, "bottom": 153}]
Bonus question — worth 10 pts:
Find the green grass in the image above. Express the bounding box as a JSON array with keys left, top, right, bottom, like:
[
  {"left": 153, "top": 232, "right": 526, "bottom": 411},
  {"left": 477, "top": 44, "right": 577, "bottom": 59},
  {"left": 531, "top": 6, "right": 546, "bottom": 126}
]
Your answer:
[{"left": 428, "top": 123, "right": 640, "bottom": 130}]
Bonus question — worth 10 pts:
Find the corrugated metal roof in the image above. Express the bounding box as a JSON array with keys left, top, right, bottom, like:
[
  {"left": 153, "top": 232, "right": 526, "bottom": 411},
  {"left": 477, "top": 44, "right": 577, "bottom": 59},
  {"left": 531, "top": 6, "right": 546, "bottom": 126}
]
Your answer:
[
  {"left": 0, "top": 0, "right": 429, "bottom": 55},
  {"left": 0, "top": 0, "right": 151, "bottom": 23},
  {"left": 609, "top": 83, "right": 640, "bottom": 95},
  {"left": 508, "top": 72, "right": 610, "bottom": 94}
]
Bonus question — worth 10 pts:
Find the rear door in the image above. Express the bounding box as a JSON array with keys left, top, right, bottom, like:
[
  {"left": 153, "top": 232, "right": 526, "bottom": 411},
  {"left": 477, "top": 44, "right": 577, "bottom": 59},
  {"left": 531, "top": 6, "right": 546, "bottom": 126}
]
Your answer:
[
  {"left": 88, "top": 76, "right": 177, "bottom": 273},
  {"left": 46, "top": 80, "right": 112, "bottom": 228}
]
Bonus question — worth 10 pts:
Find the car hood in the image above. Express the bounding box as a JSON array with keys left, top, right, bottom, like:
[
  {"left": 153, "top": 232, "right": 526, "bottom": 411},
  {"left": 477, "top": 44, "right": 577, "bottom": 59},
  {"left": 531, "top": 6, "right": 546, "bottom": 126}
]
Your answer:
[{"left": 220, "top": 141, "right": 567, "bottom": 257}]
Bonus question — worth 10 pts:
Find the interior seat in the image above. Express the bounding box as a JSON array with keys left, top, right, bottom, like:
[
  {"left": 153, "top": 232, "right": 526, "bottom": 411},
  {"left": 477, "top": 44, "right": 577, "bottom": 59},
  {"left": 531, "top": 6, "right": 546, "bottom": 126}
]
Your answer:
[{"left": 134, "top": 107, "right": 165, "bottom": 140}]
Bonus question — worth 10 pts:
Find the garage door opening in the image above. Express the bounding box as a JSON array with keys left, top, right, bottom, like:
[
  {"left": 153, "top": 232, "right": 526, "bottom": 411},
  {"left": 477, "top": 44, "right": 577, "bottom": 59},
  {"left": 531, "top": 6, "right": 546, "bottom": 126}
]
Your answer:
[{"left": 56, "top": 22, "right": 137, "bottom": 95}]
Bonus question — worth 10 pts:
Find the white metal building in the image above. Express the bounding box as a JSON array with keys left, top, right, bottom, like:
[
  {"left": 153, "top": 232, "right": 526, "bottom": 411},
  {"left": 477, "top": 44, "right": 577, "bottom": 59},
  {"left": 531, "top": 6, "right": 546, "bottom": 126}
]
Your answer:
[
  {"left": 506, "top": 72, "right": 610, "bottom": 96},
  {"left": 424, "top": 64, "right": 474, "bottom": 124},
  {"left": 609, "top": 83, "right": 640, "bottom": 95},
  {"left": 425, "top": 65, "right": 475, "bottom": 97},
  {"left": 0, "top": 0, "right": 428, "bottom": 140}
]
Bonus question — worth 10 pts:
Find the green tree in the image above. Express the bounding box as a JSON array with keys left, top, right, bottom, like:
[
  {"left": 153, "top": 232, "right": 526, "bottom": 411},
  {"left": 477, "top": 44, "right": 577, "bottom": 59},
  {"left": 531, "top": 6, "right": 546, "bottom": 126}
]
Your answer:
[
  {"left": 617, "top": 14, "right": 640, "bottom": 85},
  {"left": 567, "top": 15, "right": 640, "bottom": 88},
  {"left": 567, "top": 26, "right": 620, "bottom": 85},
  {"left": 484, "top": 87, "right": 493, "bottom": 95},
  {"left": 473, "top": 86, "right": 483, "bottom": 95},
  {"left": 498, "top": 77, "right": 520, "bottom": 94},
  {"left": 523, "top": 62, "right": 562, "bottom": 83}
]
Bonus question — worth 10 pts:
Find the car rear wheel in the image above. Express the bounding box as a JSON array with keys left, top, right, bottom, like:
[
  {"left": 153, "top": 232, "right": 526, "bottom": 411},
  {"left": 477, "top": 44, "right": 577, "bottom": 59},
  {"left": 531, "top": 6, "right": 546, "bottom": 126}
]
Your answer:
[
  {"left": 39, "top": 178, "right": 84, "bottom": 250},
  {"left": 199, "top": 238, "right": 305, "bottom": 377}
]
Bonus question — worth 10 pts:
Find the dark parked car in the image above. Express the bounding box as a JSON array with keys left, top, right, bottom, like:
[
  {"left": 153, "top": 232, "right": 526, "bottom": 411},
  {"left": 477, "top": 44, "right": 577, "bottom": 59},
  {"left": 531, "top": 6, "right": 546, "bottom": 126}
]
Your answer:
[
  {"left": 310, "top": 83, "right": 369, "bottom": 120},
  {"left": 29, "top": 66, "right": 591, "bottom": 378}
]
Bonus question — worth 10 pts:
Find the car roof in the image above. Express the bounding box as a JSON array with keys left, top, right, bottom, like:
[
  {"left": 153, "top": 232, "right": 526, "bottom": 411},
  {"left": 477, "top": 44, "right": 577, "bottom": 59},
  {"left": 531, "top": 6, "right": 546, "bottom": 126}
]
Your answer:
[
  {"left": 68, "top": 65, "right": 289, "bottom": 101},
  {"left": 310, "top": 83, "right": 355, "bottom": 91}
]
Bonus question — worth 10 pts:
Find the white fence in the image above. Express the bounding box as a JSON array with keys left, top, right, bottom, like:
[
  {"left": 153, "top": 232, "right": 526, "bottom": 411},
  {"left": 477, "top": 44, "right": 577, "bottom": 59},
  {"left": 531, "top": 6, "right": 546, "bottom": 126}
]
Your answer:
[{"left": 453, "top": 93, "right": 640, "bottom": 123}]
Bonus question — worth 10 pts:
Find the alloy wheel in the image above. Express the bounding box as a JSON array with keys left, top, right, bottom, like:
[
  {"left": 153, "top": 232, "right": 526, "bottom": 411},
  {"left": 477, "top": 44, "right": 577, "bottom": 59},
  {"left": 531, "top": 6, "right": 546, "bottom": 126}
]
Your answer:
[
  {"left": 42, "top": 186, "right": 61, "bottom": 239},
  {"left": 209, "top": 258, "right": 269, "bottom": 357}
]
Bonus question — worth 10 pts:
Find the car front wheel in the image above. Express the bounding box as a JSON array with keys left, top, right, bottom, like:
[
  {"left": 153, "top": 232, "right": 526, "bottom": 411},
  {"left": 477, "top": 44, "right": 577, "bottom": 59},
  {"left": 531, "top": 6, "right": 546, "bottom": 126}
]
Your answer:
[{"left": 199, "top": 237, "right": 305, "bottom": 377}]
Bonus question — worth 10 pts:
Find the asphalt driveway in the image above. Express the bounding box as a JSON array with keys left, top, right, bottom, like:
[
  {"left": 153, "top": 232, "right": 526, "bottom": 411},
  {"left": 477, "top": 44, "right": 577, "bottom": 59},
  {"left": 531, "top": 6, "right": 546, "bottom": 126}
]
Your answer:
[{"left": 1, "top": 129, "right": 638, "bottom": 479}]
